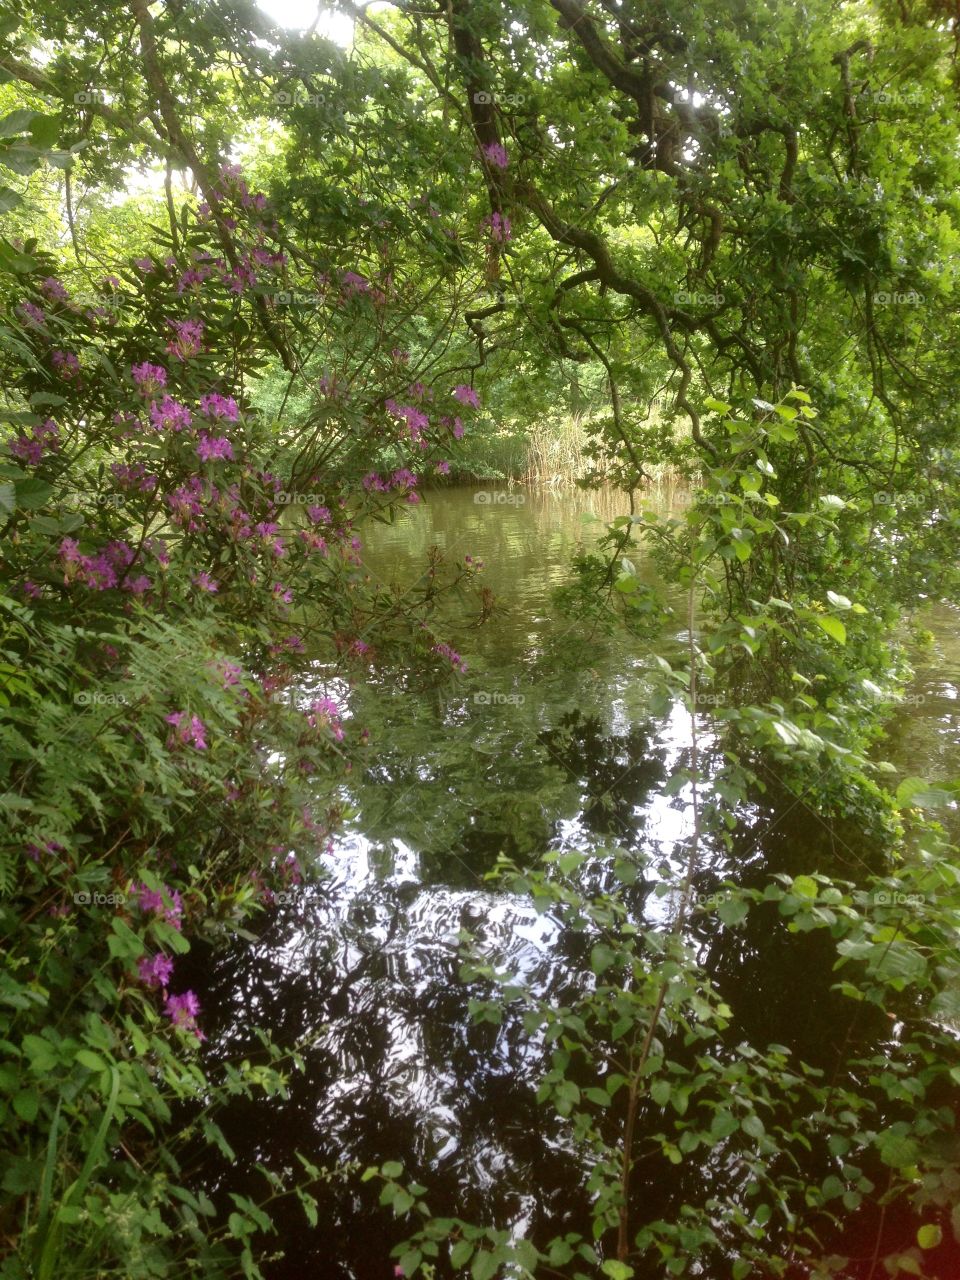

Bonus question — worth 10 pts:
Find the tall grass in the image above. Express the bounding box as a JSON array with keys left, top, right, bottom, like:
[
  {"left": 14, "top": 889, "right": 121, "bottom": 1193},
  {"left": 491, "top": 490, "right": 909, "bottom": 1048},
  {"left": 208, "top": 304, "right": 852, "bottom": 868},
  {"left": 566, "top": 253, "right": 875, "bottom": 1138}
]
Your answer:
[{"left": 523, "top": 413, "right": 588, "bottom": 482}]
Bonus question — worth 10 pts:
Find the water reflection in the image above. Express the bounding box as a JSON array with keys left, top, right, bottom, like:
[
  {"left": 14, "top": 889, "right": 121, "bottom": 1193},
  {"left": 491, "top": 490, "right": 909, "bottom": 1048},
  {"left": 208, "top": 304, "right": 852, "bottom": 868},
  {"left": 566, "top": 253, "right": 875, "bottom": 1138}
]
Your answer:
[{"left": 180, "top": 486, "right": 959, "bottom": 1279}]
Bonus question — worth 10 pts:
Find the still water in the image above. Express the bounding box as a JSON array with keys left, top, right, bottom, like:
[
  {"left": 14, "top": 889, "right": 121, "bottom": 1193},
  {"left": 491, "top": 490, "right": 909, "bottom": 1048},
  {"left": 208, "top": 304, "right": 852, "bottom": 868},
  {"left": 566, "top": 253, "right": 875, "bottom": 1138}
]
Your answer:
[{"left": 181, "top": 485, "right": 960, "bottom": 1279}]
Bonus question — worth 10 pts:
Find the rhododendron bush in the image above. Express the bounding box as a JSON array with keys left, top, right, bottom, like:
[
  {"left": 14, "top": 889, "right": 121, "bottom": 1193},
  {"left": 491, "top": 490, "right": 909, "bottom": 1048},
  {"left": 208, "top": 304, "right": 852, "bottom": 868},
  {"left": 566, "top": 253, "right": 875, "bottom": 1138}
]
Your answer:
[{"left": 0, "top": 151, "right": 481, "bottom": 1277}]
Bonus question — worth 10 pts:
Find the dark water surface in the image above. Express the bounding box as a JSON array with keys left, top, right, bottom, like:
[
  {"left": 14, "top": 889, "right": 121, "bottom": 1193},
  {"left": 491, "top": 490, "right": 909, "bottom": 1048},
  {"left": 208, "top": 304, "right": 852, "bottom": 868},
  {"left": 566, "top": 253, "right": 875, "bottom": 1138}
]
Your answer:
[{"left": 181, "top": 486, "right": 960, "bottom": 1279}]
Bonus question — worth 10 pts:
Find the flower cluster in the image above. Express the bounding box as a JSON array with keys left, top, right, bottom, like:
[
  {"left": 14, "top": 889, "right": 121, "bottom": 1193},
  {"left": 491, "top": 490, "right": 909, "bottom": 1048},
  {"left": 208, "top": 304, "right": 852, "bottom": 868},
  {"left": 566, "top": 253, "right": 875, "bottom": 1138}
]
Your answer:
[{"left": 8, "top": 418, "right": 59, "bottom": 465}]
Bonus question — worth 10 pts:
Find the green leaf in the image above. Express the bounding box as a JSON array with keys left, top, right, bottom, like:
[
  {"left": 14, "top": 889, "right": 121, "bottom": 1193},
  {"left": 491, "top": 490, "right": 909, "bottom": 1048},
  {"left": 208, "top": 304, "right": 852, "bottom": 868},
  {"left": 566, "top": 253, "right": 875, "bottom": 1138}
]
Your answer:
[
  {"left": 471, "top": 1250, "right": 498, "bottom": 1280},
  {"left": 381, "top": 1160, "right": 403, "bottom": 1179},
  {"left": 917, "top": 1225, "right": 942, "bottom": 1249},
  {"left": 0, "top": 110, "right": 37, "bottom": 138},
  {"left": 718, "top": 898, "right": 749, "bottom": 926},
  {"left": 650, "top": 1079, "right": 671, "bottom": 1106},
  {"left": 601, "top": 1263, "right": 634, "bottom": 1280},
  {"left": 397, "top": 1249, "right": 423, "bottom": 1275},
  {"left": 590, "top": 944, "right": 617, "bottom": 976},
  {"left": 29, "top": 115, "right": 60, "bottom": 149},
  {"left": 14, "top": 478, "right": 54, "bottom": 510},
  {"left": 75, "top": 1049, "right": 107, "bottom": 1072},
  {"left": 792, "top": 875, "right": 818, "bottom": 899},
  {"left": 13, "top": 1090, "right": 38, "bottom": 1122},
  {"left": 450, "top": 1240, "right": 474, "bottom": 1268},
  {"left": 814, "top": 614, "right": 846, "bottom": 645},
  {"left": 741, "top": 1113, "right": 765, "bottom": 1139}
]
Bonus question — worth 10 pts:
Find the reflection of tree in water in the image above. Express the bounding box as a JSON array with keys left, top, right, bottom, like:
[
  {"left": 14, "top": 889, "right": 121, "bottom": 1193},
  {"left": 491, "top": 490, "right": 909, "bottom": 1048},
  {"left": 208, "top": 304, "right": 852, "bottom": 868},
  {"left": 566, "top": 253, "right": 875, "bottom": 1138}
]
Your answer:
[
  {"left": 175, "top": 716, "right": 945, "bottom": 1280},
  {"left": 538, "top": 709, "right": 668, "bottom": 847}
]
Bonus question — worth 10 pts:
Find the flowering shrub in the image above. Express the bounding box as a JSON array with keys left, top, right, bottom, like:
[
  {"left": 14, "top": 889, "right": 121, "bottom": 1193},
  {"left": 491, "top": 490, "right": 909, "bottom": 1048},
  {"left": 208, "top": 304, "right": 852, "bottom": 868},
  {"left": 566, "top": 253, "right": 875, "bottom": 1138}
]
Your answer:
[{"left": 0, "top": 158, "right": 481, "bottom": 1276}]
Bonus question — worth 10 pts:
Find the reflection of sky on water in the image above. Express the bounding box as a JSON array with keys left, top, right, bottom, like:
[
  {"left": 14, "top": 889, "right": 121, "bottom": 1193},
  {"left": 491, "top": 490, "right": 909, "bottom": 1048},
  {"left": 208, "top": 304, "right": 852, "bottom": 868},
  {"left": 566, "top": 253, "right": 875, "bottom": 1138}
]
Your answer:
[{"left": 182, "top": 488, "right": 960, "bottom": 1279}]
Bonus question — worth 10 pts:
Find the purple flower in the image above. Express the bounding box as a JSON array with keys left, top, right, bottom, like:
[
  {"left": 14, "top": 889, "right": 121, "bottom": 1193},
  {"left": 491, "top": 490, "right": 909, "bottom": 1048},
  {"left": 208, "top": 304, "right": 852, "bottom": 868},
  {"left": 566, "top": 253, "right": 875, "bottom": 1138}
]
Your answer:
[
  {"left": 134, "top": 882, "right": 184, "bottom": 928},
  {"left": 308, "top": 697, "right": 344, "bottom": 741},
  {"left": 134, "top": 257, "right": 154, "bottom": 271},
  {"left": 199, "top": 393, "right": 240, "bottom": 422},
  {"left": 111, "top": 461, "right": 158, "bottom": 491},
  {"left": 164, "top": 990, "right": 206, "bottom": 1040},
  {"left": 341, "top": 270, "right": 370, "bottom": 296},
  {"left": 150, "top": 396, "right": 192, "bottom": 432},
  {"left": 193, "top": 571, "right": 219, "bottom": 593},
  {"left": 132, "top": 362, "right": 167, "bottom": 395},
  {"left": 453, "top": 385, "right": 480, "bottom": 408},
  {"left": 19, "top": 301, "right": 46, "bottom": 328},
  {"left": 435, "top": 460, "right": 451, "bottom": 475},
  {"left": 138, "top": 953, "right": 174, "bottom": 989},
  {"left": 52, "top": 351, "right": 80, "bottom": 380},
  {"left": 8, "top": 418, "right": 58, "bottom": 465},
  {"left": 484, "top": 211, "right": 512, "bottom": 243},
  {"left": 166, "top": 318, "right": 204, "bottom": 360},
  {"left": 197, "top": 433, "right": 234, "bottom": 462},
  {"left": 40, "top": 277, "right": 69, "bottom": 303},
  {"left": 432, "top": 641, "right": 467, "bottom": 672},
  {"left": 481, "top": 142, "right": 509, "bottom": 170},
  {"left": 165, "top": 711, "right": 208, "bottom": 750}
]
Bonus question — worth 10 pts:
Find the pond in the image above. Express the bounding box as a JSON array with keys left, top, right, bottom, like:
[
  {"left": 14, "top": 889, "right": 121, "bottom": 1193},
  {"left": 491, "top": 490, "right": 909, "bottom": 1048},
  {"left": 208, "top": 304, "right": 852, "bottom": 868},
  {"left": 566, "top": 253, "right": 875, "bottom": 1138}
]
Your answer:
[{"left": 179, "top": 484, "right": 960, "bottom": 1279}]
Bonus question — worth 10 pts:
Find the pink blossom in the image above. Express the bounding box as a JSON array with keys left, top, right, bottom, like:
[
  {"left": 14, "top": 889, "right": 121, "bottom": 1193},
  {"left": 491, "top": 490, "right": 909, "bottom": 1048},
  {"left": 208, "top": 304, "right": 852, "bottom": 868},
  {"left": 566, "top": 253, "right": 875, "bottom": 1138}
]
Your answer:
[
  {"left": 199, "top": 393, "right": 240, "bottom": 422},
  {"left": 52, "top": 351, "right": 80, "bottom": 380},
  {"left": 134, "top": 882, "right": 184, "bottom": 928},
  {"left": 164, "top": 990, "right": 206, "bottom": 1040},
  {"left": 9, "top": 419, "right": 58, "bottom": 465},
  {"left": 197, "top": 433, "right": 234, "bottom": 462},
  {"left": 18, "top": 301, "right": 45, "bottom": 328},
  {"left": 453, "top": 385, "right": 480, "bottom": 408},
  {"left": 481, "top": 142, "right": 509, "bottom": 170},
  {"left": 307, "top": 697, "right": 344, "bottom": 741},
  {"left": 138, "top": 953, "right": 174, "bottom": 989},
  {"left": 131, "top": 362, "right": 167, "bottom": 395},
  {"left": 111, "top": 461, "right": 158, "bottom": 491},
  {"left": 432, "top": 641, "right": 467, "bottom": 672},
  {"left": 484, "top": 211, "right": 512, "bottom": 243},
  {"left": 193, "top": 571, "right": 219, "bottom": 593},
  {"left": 40, "top": 277, "right": 69, "bottom": 303},
  {"left": 165, "top": 711, "right": 208, "bottom": 750},
  {"left": 166, "top": 318, "right": 204, "bottom": 360},
  {"left": 341, "top": 270, "right": 370, "bottom": 296}
]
